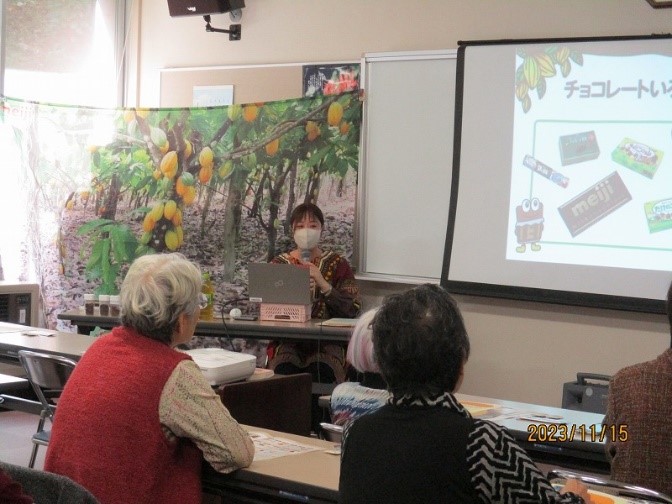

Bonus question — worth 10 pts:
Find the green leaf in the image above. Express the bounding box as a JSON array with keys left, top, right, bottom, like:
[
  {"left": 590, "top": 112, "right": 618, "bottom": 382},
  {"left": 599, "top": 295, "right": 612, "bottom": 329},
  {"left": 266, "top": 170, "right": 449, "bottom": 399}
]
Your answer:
[
  {"left": 304, "top": 145, "right": 332, "bottom": 168},
  {"left": 86, "top": 264, "right": 102, "bottom": 281},
  {"left": 569, "top": 51, "right": 583, "bottom": 66},
  {"left": 76, "top": 219, "right": 114, "bottom": 236},
  {"left": 86, "top": 240, "right": 105, "bottom": 269},
  {"left": 101, "top": 239, "right": 111, "bottom": 281},
  {"left": 537, "top": 77, "right": 547, "bottom": 100}
]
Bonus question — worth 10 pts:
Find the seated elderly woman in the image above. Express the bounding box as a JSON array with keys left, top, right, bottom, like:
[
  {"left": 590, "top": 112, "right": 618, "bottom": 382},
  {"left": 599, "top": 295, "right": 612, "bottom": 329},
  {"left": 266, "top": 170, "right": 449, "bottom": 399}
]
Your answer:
[
  {"left": 330, "top": 308, "right": 389, "bottom": 426},
  {"left": 604, "top": 279, "right": 672, "bottom": 495},
  {"left": 338, "top": 284, "right": 593, "bottom": 504},
  {"left": 45, "top": 253, "right": 254, "bottom": 504}
]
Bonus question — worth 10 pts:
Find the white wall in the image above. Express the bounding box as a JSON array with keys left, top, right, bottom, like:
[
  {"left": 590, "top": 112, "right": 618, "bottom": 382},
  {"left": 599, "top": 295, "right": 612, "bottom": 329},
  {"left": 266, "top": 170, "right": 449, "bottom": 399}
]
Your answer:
[{"left": 134, "top": 0, "right": 672, "bottom": 406}]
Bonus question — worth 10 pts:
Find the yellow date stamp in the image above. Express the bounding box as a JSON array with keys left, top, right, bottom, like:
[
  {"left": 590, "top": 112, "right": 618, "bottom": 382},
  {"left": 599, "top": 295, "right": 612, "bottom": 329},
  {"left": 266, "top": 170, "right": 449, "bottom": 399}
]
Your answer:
[{"left": 526, "top": 423, "right": 628, "bottom": 443}]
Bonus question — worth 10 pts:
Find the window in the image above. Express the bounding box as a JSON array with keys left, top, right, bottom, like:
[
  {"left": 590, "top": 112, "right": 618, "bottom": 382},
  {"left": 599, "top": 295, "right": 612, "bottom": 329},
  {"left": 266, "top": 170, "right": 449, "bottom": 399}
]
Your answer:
[{"left": 0, "top": 0, "right": 129, "bottom": 282}]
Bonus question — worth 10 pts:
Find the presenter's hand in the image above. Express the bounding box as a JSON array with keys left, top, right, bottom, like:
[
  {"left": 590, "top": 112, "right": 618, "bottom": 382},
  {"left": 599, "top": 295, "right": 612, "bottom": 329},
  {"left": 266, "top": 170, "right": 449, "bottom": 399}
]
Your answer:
[{"left": 301, "top": 260, "right": 330, "bottom": 293}]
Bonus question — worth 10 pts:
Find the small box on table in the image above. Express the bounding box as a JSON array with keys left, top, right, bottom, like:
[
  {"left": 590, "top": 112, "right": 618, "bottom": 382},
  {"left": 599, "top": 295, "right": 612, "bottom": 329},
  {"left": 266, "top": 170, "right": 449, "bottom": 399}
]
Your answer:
[{"left": 260, "top": 303, "right": 311, "bottom": 322}]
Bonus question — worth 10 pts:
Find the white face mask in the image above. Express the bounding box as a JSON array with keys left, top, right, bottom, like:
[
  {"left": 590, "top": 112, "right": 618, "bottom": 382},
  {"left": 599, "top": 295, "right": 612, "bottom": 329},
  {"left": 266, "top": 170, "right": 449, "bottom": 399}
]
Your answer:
[{"left": 294, "top": 228, "right": 320, "bottom": 250}]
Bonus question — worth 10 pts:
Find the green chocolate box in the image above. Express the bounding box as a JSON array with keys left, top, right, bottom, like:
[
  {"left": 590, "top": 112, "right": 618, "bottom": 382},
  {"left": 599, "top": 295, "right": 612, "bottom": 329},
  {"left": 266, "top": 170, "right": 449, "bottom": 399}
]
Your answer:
[
  {"left": 611, "top": 137, "right": 663, "bottom": 179},
  {"left": 644, "top": 197, "right": 672, "bottom": 234}
]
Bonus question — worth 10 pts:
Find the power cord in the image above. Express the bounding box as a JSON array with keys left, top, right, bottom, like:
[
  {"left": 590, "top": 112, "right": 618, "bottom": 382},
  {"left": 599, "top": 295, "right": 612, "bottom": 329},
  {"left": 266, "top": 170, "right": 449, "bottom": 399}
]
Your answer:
[{"left": 217, "top": 297, "right": 248, "bottom": 352}]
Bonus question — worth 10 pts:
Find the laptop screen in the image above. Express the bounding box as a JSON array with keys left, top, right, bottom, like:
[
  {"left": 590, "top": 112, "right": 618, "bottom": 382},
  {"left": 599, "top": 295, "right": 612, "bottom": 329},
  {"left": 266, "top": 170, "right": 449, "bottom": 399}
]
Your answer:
[{"left": 248, "top": 263, "right": 311, "bottom": 305}]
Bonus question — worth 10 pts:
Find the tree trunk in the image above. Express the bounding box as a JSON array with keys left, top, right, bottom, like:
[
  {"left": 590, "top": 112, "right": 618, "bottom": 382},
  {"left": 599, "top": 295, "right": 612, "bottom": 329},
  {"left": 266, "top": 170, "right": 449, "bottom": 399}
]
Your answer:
[
  {"left": 220, "top": 168, "right": 246, "bottom": 282},
  {"left": 284, "top": 158, "right": 298, "bottom": 236}
]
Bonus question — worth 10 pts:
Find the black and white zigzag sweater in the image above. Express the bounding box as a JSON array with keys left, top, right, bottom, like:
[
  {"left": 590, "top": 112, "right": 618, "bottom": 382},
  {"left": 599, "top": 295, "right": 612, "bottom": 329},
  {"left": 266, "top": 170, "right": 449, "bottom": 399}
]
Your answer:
[{"left": 339, "top": 392, "right": 585, "bottom": 504}]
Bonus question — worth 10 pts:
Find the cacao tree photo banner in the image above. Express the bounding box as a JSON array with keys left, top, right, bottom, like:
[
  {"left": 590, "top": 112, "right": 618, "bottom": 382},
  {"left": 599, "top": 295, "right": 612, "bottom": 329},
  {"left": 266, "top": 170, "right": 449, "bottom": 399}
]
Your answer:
[{"left": 0, "top": 92, "right": 362, "bottom": 331}]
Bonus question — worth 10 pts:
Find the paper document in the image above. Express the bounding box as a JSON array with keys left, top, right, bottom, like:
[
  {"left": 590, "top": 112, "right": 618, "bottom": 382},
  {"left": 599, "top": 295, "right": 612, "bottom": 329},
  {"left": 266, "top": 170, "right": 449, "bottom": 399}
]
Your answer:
[
  {"left": 248, "top": 431, "right": 321, "bottom": 461},
  {"left": 461, "top": 400, "right": 499, "bottom": 417},
  {"left": 320, "top": 318, "right": 357, "bottom": 327}
]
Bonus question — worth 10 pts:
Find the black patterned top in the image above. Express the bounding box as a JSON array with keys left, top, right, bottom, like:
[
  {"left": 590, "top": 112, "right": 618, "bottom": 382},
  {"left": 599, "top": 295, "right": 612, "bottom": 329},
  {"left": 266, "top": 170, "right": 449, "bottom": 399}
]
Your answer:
[
  {"left": 339, "top": 392, "right": 585, "bottom": 504},
  {"left": 271, "top": 250, "right": 361, "bottom": 319}
]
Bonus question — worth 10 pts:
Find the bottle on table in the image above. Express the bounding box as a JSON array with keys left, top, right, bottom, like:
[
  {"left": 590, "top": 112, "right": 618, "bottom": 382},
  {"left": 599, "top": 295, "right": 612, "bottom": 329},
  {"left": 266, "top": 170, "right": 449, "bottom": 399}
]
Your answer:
[
  {"left": 84, "top": 294, "right": 95, "bottom": 315},
  {"left": 98, "top": 295, "right": 110, "bottom": 316},
  {"left": 200, "top": 272, "right": 214, "bottom": 321},
  {"left": 109, "top": 295, "right": 121, "bottom": 317}
]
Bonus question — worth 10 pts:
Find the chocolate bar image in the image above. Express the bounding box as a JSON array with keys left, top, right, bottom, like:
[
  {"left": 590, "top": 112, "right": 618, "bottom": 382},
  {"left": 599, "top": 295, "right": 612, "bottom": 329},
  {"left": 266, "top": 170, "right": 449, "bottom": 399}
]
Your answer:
[
  {"left": 559, "top": 130, "right": 600, "bottom": 166},
  {"left": 523, "top": 155, "right": 569, "bottom": 188},
  {"left": 558, "top": 171, "right": 632, "bottom": 237}
]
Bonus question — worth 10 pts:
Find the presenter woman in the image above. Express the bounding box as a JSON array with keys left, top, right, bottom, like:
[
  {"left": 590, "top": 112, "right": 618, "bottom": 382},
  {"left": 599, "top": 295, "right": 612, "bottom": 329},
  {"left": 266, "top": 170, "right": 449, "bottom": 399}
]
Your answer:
[
  {"left": 268, "top": 203, "right": 360, "bottom": 427},
  {"left": 45, "top": 253, "right": 254, "bottom": 504}
]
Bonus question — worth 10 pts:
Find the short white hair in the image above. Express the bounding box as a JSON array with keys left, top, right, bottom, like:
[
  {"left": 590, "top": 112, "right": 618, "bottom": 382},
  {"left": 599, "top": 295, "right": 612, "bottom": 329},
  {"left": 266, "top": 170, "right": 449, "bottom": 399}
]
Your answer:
[
  {"left": 120, "top": 253, "right": 202, "bottom": 343},
  {"left": 346, "top": 308, "right": 379, "bottom": 373}
]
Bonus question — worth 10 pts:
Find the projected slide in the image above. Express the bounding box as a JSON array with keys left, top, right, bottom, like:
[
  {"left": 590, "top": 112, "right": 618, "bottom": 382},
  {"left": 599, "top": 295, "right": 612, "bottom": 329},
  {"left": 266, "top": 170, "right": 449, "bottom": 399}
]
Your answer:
[
  {"left": 508, "top": 46, "right": 671, "bottom": 271},
  {"left": 443, "top": 36, "right": 672, "bottom": 310}
]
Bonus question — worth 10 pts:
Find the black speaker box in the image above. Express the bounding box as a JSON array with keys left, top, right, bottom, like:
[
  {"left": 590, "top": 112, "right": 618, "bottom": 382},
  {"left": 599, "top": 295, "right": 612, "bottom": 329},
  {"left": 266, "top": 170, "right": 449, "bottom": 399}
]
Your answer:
[
  {"left": 168, "top": 0, "right": 245, "bottom": 17},
  {"left": 561, "top": 372, "right": 611, "bottom": 414}
]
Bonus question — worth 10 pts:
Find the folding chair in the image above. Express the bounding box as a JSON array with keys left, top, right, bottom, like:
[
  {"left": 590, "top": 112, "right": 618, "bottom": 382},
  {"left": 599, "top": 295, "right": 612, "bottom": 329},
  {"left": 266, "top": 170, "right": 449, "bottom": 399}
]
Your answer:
[
  {"left": 17, "top": 350, "right": 77, "bottom": 469},
  {"left": 548, "top": 469, "right": 672, "bottom": 504},
  {"left": 319, "top": 422, "right": 343, "bottom": 443}
]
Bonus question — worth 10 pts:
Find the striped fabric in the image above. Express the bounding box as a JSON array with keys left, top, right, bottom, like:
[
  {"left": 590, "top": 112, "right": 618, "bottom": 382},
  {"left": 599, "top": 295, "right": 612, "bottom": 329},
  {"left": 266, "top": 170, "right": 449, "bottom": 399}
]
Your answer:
[
  {"left": 330, "top": 382, "right": 389, "bottom": 426},
  {"left": 343, "top": 392, "right": 585, "bottom": 504},
  {"left": 467, "top": 421, "right": 581, "bottom": 503}
]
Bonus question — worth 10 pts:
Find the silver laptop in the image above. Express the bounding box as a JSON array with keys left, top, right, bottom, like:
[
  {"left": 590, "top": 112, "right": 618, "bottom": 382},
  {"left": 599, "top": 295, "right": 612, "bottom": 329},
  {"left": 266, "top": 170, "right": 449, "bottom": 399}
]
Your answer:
[{"left": 248, "top": 263, "right": 311, "bottom": 305}]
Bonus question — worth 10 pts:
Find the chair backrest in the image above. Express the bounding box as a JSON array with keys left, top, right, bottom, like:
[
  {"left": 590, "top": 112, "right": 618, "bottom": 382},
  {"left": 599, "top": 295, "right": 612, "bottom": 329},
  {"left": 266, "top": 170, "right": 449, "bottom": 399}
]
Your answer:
[
  {"left": 0, "top": 461, "right": 99, "bottom": 504},
  {"left": 18, "top": 350, "right": 77, "bottom": 415},
  {"left": 217, "top": 373, "right": 312, "bottom": 436},
  {"left": 548, "top": 469, "right": 672, "bottom": 504}
]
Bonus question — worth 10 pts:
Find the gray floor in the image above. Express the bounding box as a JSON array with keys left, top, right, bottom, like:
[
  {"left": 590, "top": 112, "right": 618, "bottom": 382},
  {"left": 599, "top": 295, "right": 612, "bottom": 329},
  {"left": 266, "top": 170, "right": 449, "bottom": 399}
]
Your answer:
[{"left": 0, "top": 409, "right": 46, "bottom": 469}]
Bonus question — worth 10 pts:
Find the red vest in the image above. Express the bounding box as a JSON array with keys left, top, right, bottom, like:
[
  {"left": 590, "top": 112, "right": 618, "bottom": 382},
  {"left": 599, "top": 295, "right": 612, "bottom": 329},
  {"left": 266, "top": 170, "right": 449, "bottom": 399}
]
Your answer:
[{"left": 45, "top": 326, "right": 202, "bottom": 504}]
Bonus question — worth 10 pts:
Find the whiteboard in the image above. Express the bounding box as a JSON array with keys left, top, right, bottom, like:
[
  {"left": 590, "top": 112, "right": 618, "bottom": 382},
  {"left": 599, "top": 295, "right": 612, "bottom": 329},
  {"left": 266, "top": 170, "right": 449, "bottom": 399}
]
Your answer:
[{"left": 357, "top": 50, "right": 457, "bottom": 282}]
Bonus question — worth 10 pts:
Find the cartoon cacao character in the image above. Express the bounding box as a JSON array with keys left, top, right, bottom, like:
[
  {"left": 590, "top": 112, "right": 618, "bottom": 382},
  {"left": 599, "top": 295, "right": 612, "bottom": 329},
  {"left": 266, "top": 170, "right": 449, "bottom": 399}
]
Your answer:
[{"left": 514, "top": 198, "right": 544, "bottom": 252}]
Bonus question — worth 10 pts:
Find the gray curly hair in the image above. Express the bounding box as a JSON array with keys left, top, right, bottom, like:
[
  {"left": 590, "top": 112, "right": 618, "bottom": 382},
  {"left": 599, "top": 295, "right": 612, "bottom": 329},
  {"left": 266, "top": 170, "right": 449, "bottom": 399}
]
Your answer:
[{"left": 120, "top": 253, "right": 202, "bottom": 344}]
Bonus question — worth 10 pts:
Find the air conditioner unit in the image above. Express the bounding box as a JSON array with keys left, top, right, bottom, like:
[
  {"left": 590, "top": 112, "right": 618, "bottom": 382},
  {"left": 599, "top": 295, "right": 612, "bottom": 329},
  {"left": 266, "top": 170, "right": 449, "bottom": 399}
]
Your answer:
[{"left": 0, "top": 282, "right": 40, "bottom": 327}]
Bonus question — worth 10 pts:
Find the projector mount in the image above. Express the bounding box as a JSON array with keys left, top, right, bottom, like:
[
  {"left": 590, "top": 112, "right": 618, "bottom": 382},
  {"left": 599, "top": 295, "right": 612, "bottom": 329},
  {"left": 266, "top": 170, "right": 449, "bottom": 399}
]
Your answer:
[{"left": 203, "top": 15, "right": 241, "bottom": 41}]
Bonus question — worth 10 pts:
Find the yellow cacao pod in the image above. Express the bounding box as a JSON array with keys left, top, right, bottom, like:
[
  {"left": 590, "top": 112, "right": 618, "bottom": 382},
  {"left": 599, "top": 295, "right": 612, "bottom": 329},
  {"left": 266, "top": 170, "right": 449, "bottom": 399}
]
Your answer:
[
  {"left": 142, "top": 213, "right": 156, "bottom": 232},
  {"left": 149, "top": 202, "right": 165, "bottom": 222},
  {"left": 227, "top": 104, "right": 242, "bottom": 121},
  {"left": 265, "top": 139, "right": 279, "bottom": 156},
  {"left": 199, "top": 147, "right": 214, "bottom": 168},
  {"left": 150, "top": 127, "right": 168, "bottom": 150},
  {"left": 305, "top": 121, "right": 318, "bottom": 134},
  {"left": 172, "top": 208, "right": 183, "bottom": 227},
  {"left": 160, "top": 151, "right": 178, "bottom": 179},
  {"left": 199, "top": 165, "right": 213, "bottom": 184},
  {"left": 327, "top": 102, "right": 344, "bottom": 127},
  {"left": 536, "top": 53, "right": 556, "bottom": 78},
  {"left": 183, "top": 140, "right": 193, "bottom": 159},
  {"left": 218, "top": 160, "right": 233, "bottom": 179},
  {"left": 165, "top": 230, "right": 179, "bottom": 251},
  {"left": 243, "top": 105, "right": 259, "bottom": 122},
  {"left": 524, "top": 57, "right": 540, "bottom": 88},
  {"left": 163, "top": 200, "right": 177, "bottom": 220},
  {"left": 183, "top": 186, "right": 197, "bottom": 206}
]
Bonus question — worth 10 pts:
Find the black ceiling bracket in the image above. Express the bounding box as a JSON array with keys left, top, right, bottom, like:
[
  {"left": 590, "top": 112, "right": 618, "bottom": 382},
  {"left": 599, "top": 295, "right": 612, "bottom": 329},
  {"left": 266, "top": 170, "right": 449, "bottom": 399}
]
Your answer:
[{"left": 203, "top": 15, "right": 241, "bottom": 40}]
